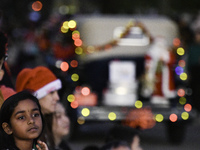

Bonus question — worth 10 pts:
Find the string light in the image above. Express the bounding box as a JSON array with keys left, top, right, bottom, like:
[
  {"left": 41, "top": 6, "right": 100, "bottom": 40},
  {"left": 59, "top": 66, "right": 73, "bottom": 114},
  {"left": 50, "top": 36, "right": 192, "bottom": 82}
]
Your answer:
[
  {"left": 67, "top": 94, "right": 75, "bottom": 102},
  {"left": 155, "top": 114, "right": 164, "bottom": 122},
  {"left": 108, "top": 112, "right": 117, "bottom": 121},
  {"left": 60, "top": 62, "right": 69, "bottom": 72},
  {"left": 177, "top": 88, "right": 185, "bottom": 97},
  {"left": 81, "top": 108, "right": 90, "bottom": 117},
  {"left": 184, "top": 104, "right": 192, "bottom": 112},
  {"left": 32, "top": 1, "right": 43, "bottom": 11},
  {"left": 177, "top": 47, "right": 185, "bottom": 56},
  {"left": 70, "top": 18, "right": 190, "bottom": 124},
  {"left": 135, "top": 100, "right": 143, "bottom": 109},
  {"left": 181, "top": 112, "right": 189, "bottom": 120},
  {"left": 71, "top": 100, "right": 79, "bottom": 109},
  {"left": 169, "top": 114, "right": 178, "bottom": 122}
]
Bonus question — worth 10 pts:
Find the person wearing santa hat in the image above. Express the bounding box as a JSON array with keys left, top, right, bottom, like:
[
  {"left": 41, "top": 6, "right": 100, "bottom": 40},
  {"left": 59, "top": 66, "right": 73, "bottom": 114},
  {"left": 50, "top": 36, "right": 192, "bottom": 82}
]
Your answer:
[{"left": 15, "top": 66, "right": 62, "bottom": 114}]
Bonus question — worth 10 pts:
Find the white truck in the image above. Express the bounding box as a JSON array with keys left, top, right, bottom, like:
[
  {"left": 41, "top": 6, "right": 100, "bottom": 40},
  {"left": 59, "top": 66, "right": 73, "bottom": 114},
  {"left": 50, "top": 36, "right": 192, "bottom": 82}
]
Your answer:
[{"left": 71, "top": 15, "right": 197, "bottom": 143}]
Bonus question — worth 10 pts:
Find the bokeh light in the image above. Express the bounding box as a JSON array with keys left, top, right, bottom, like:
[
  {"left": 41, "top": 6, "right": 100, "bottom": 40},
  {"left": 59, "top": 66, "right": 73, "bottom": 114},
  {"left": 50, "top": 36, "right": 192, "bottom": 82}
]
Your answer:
[
  {"left": 68, "top": 20, "right": 76, "bottom": 29},
  {"left": 68, "top": 5, "right": 77, "bottom": 14},
  {"left": 32, "top": 1, "right": 43, "bottom": 11},
  {"left": 108, "top": 112, "right": 117, "bottom": 121},
  {"left": 186, "top": 88, "right": 193, "bottom": 96},
  {"left": 77, "top": 116, "right": 85, "bottom": 125},
  {"left": 29, "top": 11, "right": 41, "bottom": 22},
  {"left": 74, "top": 39, "right": 82, "bottom": 47},
  {"left": 62, "top": 21, "right": 69, "bottom": 29},
  {"left": 180, "top": 73, "right": 187, "bottom": 80},
  {"left": 72, "top": 30, "right": 80, "bottom": 35},
  {"left": 67, "top": 94, "right": 75, "bottom": 102},
  {"left": 71, "top": 73, "right": 79, "bottom": 82},
  {"left": 81, "top": 87, "right": 90, "bottom": 96},
  {"left": 181, "top": 112, "right": 189, "bottom": 120},
  {"left": 179, "top": 97, "right": 187, "bottom": 105},
  {"left": 72, "top": 31, "right": 80, "bottom": 40},
  {"left": 60, "top": 61, "right": 69, "bottom": 72},
  {"left": 155, "top": 114, "right": 164, "bottom": 122},
  {"left": 87, "top": 46, "right": 95, "bottom": 53},
  {"left": 81, "top": 108, "right": 90, "bottom": 117},
  {"left": 70, "top": 60, "right": 78, "bottom": 68},
  {"left": 61, "top": 26, "right": 69, "bottom": 33},
  {"left": 169, "top": 114, "right": 178, "bottom": 122},
  {"left": 177, "top": 47, "right": 185, "bottom": 56},
  {"left": 173, "top": 38, "right": 181, "bottom": 47},
  {"left": 75, "top": 47, "right": 83, "bottom": 55},
  {"left": 178, "top": 60, "right": 186, "bottom": 68},
  {"left": 175, "top": 66, "right": 184, "bottom": 75},
  {"left": 71, "top": 100, "right": 79, "bottom": 109},
  {"left": 59, "top": 5, "right": 69, "bottom": 15},
  {"left": 75, "top": 86, "right": 82, "bottom": 93},
  {"left": 184, "top": 104, "right": 192, "bottom": 112},
  {"left": 135, "top": 100, "right": 143, "bottom": 109},
  {"left": 55, "top": 60, "right": 62, "bottom": 68},
  {"left": 72, "top": 33, "right": 80, "bottom": 40},
  {"left": 177, "top": 88, "right": 185, "bottom": 97}
]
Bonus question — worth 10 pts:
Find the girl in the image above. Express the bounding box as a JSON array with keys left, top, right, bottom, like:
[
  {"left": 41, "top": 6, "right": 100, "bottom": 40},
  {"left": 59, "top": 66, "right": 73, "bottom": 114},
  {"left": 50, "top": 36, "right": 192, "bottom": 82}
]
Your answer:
[
  {"left": 45, "top": 102, "right": 71, "bottom": 150},
  {"left": 0, "top": 90, "right": 48, "bottom": 150},
  {"left": 53, "top": 102, "right": 71, "bottom": 150},
  {"left": 15, "top": 66, "right": 62, "bottom": 149}
]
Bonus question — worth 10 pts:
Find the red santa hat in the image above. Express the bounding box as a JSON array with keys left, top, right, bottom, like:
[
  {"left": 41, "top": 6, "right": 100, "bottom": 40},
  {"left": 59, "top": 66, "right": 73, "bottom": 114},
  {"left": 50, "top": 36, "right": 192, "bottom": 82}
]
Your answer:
[{"left": 16, "top": 66, "right": 62, "bottom": 99}]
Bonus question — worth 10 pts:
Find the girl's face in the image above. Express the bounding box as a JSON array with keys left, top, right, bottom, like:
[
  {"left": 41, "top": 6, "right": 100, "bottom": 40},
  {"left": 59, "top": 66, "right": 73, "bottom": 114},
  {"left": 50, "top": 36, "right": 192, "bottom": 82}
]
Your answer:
[
  {"left": 7, "top": 99, "right": 42, "bottom": 142},
  {"left": 39, "top": 90, "right": 60, "bottom": 114},
  {"left": 52, "top": 103, "right": 70, "bottom": 139}
]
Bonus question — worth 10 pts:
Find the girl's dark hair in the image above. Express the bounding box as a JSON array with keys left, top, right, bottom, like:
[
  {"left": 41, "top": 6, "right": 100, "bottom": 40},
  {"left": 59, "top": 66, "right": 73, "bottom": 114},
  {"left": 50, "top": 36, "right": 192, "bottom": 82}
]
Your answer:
[
  {"left": 83, "top": 145, "right": 100, "bottom": 150},
  {"left": 40, "top": 113, "right": 55, "bottom": 149},
  {"left": 0, "top": 90, "right": 44, "bottom": 149},
  {"left": 100, "top": 140, "right": 130, "bottom": 150},
  {"left": 105, "top": 125, "right": 140, "bottom": 146},
  {"left": 40, "top": 102, "right": 65, "bottom": 149},
  {"left": 0, "top": 31, "right": 8, "bottom": 59}
]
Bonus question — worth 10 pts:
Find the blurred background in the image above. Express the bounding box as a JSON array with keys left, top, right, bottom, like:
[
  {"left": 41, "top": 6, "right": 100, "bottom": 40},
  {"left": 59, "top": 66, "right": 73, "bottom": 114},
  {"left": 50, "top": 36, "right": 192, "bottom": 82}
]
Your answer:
[{"left": 1, "top": 0, "right": 200, "bottom": 149}]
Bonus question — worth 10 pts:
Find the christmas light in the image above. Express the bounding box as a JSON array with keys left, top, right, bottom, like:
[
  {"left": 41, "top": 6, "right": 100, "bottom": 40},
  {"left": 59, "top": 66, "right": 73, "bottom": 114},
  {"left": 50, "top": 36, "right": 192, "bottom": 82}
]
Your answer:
[
  {"left": 179, "top": 97, "right": 187, "bottom": 105},
  {"left": 108, "top": 112, "right": 117, "bottom": 121},
  {"left": 67, "top": 94, "right": 75, "bottom": 102},
  {"left": 60, "top": 62, "right": 69, "bottom": 72},
  {"left": 173, "top": 38, "right": 181, "bottom": 47},
  {"left": 177, "top": 47, "right": 185, "bottom": 56},
  {"left": 81, "top": 108, "right": 90, "bottom": 117},
  {"left": 32, "top": 1, "right": 43, "bottom": 11},
  {"left": 181, "top": 112, "right": 189, "bottom": 120},
  {"left": 169, "top": 114, "right": 178, "bottom": 122},
  {"left": 184, "top": 104, "right": 192, "bottom": 112},
  {"left": 155, "top": 114, "right": 164, "bottom": 122},
  {"left": 81, "top": 87, "right": 90, "bottom": 96},
  {"left": 135, "top": 100, "right": 143, "bottom": 109}
]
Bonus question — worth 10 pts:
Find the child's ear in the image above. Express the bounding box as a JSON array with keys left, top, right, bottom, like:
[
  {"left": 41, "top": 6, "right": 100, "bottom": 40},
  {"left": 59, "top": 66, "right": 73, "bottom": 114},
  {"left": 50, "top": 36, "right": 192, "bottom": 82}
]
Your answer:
[{"left": 2, "top": 122, "right": 13, "bottom": 135}]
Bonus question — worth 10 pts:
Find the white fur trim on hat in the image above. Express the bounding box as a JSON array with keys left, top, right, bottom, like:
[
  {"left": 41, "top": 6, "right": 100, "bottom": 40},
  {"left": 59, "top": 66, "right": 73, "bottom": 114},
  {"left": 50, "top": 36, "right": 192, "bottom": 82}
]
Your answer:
[{"left": 33, "top": 79, "right": 62, "bottom": 99}]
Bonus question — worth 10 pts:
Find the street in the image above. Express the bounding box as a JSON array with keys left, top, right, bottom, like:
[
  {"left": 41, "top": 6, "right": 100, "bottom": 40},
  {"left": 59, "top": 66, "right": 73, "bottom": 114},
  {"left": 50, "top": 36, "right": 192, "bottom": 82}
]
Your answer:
[{"left": 68, "top": 118, "right": 200, "bottom": 150}]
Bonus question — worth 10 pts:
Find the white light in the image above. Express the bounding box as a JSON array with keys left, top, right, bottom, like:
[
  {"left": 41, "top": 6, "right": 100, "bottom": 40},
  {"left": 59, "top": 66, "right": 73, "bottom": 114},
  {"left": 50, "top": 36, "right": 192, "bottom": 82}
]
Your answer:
[
  {"left": 55, "top": 60, "right": 63, "bottom": 68},
  {"left": 115, "top": 87, "right": 127, "bottom": 95}
]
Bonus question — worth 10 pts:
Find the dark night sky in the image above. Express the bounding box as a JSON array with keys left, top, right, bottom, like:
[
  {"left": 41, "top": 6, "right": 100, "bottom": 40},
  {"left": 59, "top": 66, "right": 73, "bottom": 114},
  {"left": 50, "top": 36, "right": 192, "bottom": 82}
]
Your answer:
[{"left": 0, "top": 0, "right": 199, "bottom": 36}]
